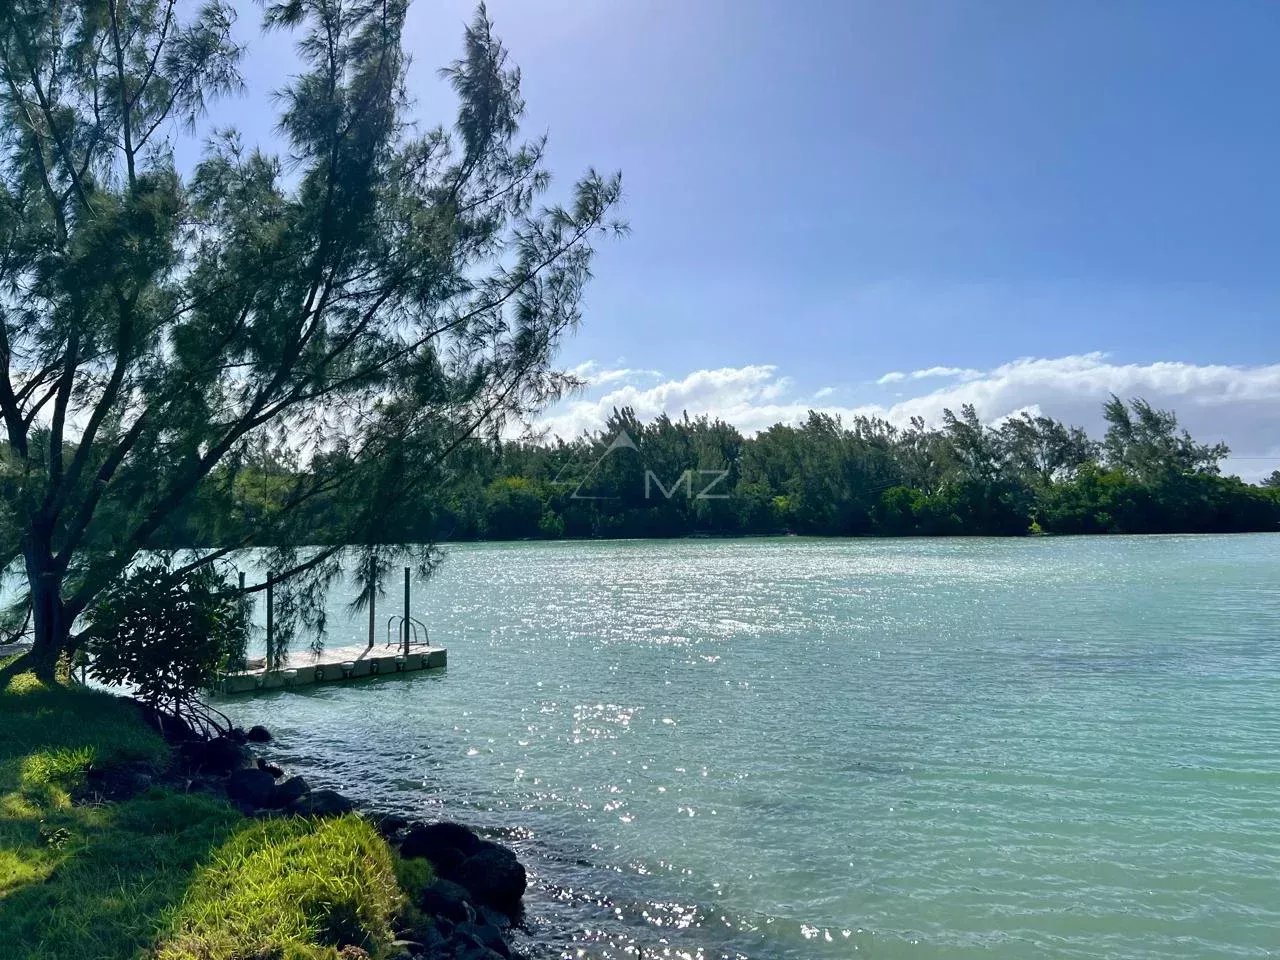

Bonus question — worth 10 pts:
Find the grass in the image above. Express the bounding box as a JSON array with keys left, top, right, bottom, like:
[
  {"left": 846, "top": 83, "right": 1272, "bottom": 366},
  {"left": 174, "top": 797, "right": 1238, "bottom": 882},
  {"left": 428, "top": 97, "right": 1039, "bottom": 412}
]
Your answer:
[
  {"left": 0, "top": 663, "right": 410, "bottom": 959},
  {"left": 158, "top": 816, "right": 402, "bottom": 960}
]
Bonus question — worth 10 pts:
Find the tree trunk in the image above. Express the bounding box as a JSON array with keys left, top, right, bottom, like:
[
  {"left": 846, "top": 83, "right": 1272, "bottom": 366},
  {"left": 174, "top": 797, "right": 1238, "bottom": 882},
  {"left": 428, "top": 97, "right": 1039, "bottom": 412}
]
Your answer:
[{"left": 25, "top": 546, "right": 70, "bottom": 680}]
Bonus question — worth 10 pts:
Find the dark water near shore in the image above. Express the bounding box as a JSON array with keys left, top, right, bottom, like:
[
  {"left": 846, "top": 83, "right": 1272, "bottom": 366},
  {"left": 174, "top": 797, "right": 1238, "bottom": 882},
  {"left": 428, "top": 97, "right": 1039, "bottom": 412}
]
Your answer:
[{"left": 220, "top": 535, "right": 1280, "bottom": 959}]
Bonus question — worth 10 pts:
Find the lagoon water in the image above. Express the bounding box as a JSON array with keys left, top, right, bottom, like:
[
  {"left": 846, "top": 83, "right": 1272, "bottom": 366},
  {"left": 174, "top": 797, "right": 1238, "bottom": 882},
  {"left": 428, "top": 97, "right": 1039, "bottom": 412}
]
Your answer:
[{"left": 223, "top": 535, "right": 1280, "bottom": 959}]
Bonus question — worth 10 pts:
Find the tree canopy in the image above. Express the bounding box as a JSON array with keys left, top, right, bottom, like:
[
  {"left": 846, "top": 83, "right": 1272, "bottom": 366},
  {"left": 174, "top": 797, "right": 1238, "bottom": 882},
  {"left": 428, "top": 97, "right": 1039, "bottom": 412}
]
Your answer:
[
  {"left": 0, "top": 0, "right": 622, "bottom": 674},
  {"left": 165, "top": 395, "right": 1280, "bottom": 544}
]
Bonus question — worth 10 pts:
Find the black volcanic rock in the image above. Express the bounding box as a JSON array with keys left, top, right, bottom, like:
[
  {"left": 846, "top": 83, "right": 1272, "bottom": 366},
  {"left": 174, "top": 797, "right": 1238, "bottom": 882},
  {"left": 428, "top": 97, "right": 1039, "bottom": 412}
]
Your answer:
[
  {"left": 181, "top": 736, "right": 255, "bottom": 774},
  {"left": 226, "top": 767, "right": 276, "bottom": 807},
  {"left": 271, "top": 775, "right": 310, "bottom": 808},
  {"left": 456, "top": 840, "right": 527, "bottom": 913},
  {"left": 257, "top": 758, "right": 285, "bottom": 779},
  {"left": 400, "top": 822, "right": 525, "bottom": 913},
  {"left": 456, "top": 917, "right": 511, "bottom": 958},
  {"left": 288, "top": 789, "right": 355, "bottom": 816},
  {"left": 419, "top": 878, "right": 472, "bottom": 924},
  {"left": 400, "top": 821, "right": 482, "bottom": 861}
]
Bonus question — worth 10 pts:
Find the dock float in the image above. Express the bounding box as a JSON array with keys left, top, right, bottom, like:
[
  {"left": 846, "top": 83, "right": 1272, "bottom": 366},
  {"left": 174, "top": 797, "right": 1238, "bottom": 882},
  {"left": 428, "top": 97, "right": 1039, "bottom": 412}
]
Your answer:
[{"left": 216, "top": 643, "right": 446, "bottom": 695}]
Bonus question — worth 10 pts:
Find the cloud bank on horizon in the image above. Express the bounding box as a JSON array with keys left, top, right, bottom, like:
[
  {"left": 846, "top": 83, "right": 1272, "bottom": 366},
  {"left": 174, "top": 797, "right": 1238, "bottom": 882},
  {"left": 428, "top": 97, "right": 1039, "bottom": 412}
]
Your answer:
[{"left": 540, "top": 354, "right": 1280, "bottom": 480}]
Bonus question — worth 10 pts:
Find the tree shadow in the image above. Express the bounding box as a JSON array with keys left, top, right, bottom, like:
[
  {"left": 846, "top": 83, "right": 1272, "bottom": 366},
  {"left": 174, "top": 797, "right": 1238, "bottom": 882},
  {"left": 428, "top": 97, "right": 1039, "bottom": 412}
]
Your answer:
[{"left": 0, "top": 790, "right": 241, "bottom": 960}]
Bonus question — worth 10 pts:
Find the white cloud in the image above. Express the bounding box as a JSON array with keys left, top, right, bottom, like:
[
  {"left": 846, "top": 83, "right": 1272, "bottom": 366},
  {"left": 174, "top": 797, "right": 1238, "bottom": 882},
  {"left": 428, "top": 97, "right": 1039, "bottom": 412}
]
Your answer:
[
  {"left": 539, "top": 354, "right": 1280, "bottom": 479},
  {"left": 540, "top": 365, "right": 797, "bottom": 437},
  {"left": 567, "top": 360, "right": 663, "bottom": 386},
  {"left": 907, "top": 365, "right": 983, "bottom": 382},
  {"left": 876, "top": 365, "right": 981, "bottom": 385}
]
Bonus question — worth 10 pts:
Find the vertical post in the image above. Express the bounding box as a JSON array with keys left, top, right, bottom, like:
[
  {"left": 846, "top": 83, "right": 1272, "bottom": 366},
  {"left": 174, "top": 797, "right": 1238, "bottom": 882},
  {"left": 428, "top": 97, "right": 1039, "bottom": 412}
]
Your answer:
[
  {"left": 238, "top": 571, "right": 248, "bottom": 672},
  {"left": 403, "top": 566, "right": 411, "bottom": 657},
  {"left": 265, "top": 578, "right": 275, "bottom": 670},
  {"left": 367, "top": 556, "right": 376, "bottom": 650}
]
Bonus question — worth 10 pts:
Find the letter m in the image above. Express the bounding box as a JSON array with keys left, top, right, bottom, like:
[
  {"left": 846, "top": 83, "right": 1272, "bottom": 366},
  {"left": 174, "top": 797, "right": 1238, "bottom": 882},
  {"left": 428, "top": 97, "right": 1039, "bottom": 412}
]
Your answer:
[{"left": 645, "top": 470, "right": 693, "bottom": 499}]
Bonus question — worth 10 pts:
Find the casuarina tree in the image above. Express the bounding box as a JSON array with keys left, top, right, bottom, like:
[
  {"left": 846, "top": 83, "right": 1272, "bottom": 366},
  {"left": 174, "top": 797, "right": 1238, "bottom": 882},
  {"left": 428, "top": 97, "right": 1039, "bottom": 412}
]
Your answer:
[{"left": 0, "top": 0, "right": 623, "bottom": 676}]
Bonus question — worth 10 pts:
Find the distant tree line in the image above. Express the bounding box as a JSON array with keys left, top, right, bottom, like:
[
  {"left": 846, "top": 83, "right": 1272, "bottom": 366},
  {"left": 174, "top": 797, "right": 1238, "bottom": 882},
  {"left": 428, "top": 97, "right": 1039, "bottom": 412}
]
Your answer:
[{"left": 157, "top": 396, "right": 1280, "bottom": 544}]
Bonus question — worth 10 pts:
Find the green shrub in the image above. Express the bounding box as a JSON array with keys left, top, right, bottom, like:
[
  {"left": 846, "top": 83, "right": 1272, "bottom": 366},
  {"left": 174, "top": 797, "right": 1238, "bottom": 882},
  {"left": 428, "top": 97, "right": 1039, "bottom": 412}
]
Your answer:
[{"left": 84, "top": 563, "right": 249, "bottom": 720}]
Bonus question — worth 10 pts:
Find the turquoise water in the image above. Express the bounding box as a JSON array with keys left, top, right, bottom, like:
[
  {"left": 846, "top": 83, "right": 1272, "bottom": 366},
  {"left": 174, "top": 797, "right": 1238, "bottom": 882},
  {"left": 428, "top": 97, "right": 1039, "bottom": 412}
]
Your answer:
[{"left": 222, "top": 535, "right": 1280, "bottom": 959}]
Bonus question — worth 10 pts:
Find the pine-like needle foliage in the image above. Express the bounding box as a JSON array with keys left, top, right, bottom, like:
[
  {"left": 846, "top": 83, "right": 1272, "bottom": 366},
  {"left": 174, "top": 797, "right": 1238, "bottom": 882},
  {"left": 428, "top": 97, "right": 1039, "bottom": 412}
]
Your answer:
[{"left": 0, "top": 0, "right": 624, "bottom": 671}]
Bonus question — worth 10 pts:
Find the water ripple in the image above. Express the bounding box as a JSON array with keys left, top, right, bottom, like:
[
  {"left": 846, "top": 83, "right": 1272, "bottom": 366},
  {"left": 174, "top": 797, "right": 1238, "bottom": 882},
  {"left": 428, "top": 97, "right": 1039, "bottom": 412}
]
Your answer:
[{"left": 224, "top": 535, "right": 1280, "bottom": 959}]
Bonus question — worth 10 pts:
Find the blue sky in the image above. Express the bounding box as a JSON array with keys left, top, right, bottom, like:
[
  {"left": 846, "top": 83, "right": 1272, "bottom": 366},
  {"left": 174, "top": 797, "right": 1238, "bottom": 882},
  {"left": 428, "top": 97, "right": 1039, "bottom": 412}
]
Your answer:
[{"left": 211, "top": 1, "right": 1280, "bottom": 473}]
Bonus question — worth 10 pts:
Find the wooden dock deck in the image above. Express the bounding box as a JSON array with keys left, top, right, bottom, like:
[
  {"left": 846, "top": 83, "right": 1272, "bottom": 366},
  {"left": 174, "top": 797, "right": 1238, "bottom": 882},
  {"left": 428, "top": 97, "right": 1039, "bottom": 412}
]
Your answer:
[{"left": 216, "top": 643, "right": 446, "bottom": 695}]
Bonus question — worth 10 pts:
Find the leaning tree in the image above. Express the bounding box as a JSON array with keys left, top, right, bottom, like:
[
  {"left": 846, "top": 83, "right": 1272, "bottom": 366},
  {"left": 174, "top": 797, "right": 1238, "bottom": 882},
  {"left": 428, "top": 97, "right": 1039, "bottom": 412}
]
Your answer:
[{"left": 0, "top": 0, "right": 623, "bottom": 676}]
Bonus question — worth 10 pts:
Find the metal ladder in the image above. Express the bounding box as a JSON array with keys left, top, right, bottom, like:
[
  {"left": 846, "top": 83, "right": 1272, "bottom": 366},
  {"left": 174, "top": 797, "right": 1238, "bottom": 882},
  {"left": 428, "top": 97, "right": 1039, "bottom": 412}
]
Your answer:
[{"left": 385, "top": 614, "right": 431, "bottom": 656}]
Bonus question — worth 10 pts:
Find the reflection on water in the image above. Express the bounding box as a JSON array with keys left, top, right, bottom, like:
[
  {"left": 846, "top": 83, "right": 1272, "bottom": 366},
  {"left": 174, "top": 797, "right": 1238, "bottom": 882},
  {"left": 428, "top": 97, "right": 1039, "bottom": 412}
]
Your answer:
[{"left": 223, "top": 535, "right": 1280, "bottom": 959}]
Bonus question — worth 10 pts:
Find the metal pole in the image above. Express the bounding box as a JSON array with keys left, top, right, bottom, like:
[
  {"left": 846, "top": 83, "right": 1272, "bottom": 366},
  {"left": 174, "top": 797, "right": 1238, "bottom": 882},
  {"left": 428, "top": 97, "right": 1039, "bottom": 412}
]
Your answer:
[
  {"left": 367, "top": 557, "right": 376, "bottom": 650},
  {"left": 238, "top": 571, "right": 248, "bottom": 672},
  {"left": 403, "top": 566, "right": 411, "bottom": 656},
  {"left": 265, "top": 578, "right": 274, "bottom": 669}
]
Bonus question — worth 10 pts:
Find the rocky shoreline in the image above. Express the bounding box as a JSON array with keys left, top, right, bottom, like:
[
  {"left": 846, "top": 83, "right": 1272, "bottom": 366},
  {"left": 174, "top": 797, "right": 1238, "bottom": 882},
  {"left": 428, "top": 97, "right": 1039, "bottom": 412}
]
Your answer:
[{"left": 132, "top": 706, "right": 532, "bottom": 960}]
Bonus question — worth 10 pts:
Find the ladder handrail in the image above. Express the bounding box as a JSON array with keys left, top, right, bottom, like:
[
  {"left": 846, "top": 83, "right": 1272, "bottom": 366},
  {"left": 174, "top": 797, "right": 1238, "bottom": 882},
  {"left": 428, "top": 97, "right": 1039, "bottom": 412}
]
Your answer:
[
  {"left": 385, "top": 614, "right": 431, "bottom": 649},
  {"left": 385, "top": 615, "right": 416, "bottom": 647}
]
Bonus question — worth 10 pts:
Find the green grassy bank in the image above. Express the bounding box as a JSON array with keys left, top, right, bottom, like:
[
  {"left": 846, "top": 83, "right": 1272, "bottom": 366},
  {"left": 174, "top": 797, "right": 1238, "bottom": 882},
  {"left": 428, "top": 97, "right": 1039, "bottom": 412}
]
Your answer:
[{"left": 0, "top": 664, "right": 418, "bottom": 959}]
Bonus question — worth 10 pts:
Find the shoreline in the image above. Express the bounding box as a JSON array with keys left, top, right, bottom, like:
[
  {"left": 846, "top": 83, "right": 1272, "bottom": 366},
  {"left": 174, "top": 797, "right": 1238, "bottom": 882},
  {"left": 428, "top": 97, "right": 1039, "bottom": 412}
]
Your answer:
[
  {"left": 158, "top": 715, "right": 538, "bottom": 960},
  {"left": 0, "top": 659, "right": 541, "bottom": 960},
  {"left": 152, "top": 526, "right": 1280, "bottom": 556}
]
